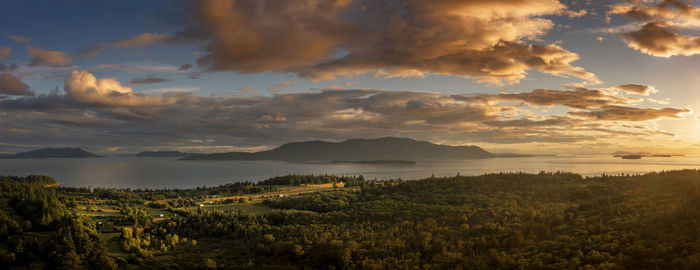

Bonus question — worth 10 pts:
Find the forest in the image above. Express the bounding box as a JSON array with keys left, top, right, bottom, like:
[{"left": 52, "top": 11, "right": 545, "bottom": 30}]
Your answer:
[{"left": 3, "top": 170, "right": 700, "bottom": 269}]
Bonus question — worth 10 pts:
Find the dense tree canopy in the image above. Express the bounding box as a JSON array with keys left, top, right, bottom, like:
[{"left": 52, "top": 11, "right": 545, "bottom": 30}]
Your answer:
[{"left": 5, "top": 170, "right": 700, "bottom": 268}]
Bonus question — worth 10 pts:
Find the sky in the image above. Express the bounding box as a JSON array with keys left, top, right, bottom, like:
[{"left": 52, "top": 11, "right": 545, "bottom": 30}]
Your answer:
[{"left": 0, "top": 0, "right": 699, "bottom": 155}]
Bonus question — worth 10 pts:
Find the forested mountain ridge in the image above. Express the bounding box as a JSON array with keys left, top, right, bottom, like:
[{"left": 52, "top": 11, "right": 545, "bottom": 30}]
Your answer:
[
  {"left": 181, "top": 137, "right": 502, "bottom": 161},
  {"left": 0, "top": 147, "right": 101, "bottom": 159}
]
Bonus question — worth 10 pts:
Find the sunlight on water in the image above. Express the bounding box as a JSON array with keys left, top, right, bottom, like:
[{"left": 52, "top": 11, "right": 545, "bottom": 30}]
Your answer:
[{"left": 2, "top": 155, "right": 700, "bottom": 188}]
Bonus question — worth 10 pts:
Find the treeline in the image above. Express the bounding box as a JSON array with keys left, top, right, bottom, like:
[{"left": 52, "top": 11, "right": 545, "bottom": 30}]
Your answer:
[
  {"left": 258, "top": 174, "right": 365, "bottom": 186},
  {"left": 57, "top": 174, "right": 366, "bottom": 205},
  {"left": 131, "top": 170, "right": 700, "bottom": 269},
  {"left": 0, "top": 175, "right": 116, "bottom": 269}
]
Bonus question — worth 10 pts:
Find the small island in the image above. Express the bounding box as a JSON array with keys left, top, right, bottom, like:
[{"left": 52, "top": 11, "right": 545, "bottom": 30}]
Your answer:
[
  {"left": 612, "top": 151, "right": 681, "bottom": 160},
  {"left": 621, "top": 155, "right": 642, "bottom": 160}
]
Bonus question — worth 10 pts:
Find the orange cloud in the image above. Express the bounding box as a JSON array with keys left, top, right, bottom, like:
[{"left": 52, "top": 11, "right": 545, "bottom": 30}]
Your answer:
[
  {"left": 612, "top": 84, "right": 657, "bottom": 95},
  {"left": 0, "top": 73, "right": 33, "bottom": 96},
  {"left": 495, "top": 88, "right": 633, "bottom": 109},
  {"left": 624, "top": 22, "right": 700, "bottom": 57},
  {"left": 611, "top": 0, "right": 700, "bottom": 57},
  {"left": 0, "top": 47, "right": 10, "bottom": 60},
  {"left": 27, "top": 46, "right": 72, "bottom": 66},
  {"left": 569, "top": 105, "right": 691, "bottom": 121},
  {"left": 186, "top": 0, "right": 597, "bottom": 85},
  {"left": 267, "top": 80, "right": 297, "bottom": 92}
]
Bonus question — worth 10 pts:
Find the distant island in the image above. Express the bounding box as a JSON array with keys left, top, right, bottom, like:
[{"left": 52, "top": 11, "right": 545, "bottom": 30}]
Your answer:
[
  {"left": 181, "top": 137, "right": 528, "bottom": 161},
  {"left": 136, "top": 151, "right": 199, "bottom": 157},
  {"left": 0, "top": 147, "right": 101, "bottom": 159},
  {"left": 612, "top": 151, "right": 680, "bottom": 159}
]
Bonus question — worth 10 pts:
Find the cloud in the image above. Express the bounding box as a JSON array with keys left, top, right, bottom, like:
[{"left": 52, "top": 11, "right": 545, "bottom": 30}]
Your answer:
[
  {"left": 267, "top": 80, "right": 297, "bottom": 91},
  {"left": 612, "top": 84, "right": 657, "bottom": 95},
  {"left": 237, "top": 86, "right": 255, "bottom": 92},
  {"left": 569, "top": 105, "right": 691, "bottom": 121},
  {"left": 623, "top": 22, "right": 700, "bottom": 57},
  {"left": 27, "top": 46, "right": 73, "bottom": 66},
  {"left": 0, "top": 47, "right": 10, "bottom": 60},
  {"left": 178, "top": 64, "right": 192, "bottom": 70},
  {"left": 9, "top": 35, "right": 31, "bottom": 44},
  {"left": 611, "top": 0, "right": 700, "bottom": 57},
  {"left": 567, "top": 9, "right": 588, "bottom": 18},
  {"left": 0, "top": 73, "right": 34, "bottom": 96},
  {"left": 64, "top": 70, "right": 176, "bottom": 107},
  {"left": 494, "top": 87, "right": 633, "bottom": 109},
  {"left": 96, "top": 63, "right": 180, "bottom": 74},
  {"left": 81, "top": 33, "right": 175, "bottom": 57},
  {"left": 483, "top": 117, "right": 574, "bottom": 127},
  {"left": 0, "top": 63, "right": 19, "bottom": 72},
  {"left": 126, "top": 76, "right": 170, "bottom": 85},
  {"left": 142, "top": 87, "right": 198, "bottom": 94},
  {"left": 0, "top": 72, "right": 689, "bottom": 152},
  {"left": 182, "top": 0, "right": 597, "bottom": 85}
]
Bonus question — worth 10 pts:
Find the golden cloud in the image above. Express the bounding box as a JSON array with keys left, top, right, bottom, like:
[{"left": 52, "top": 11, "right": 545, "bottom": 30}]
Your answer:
[
  {"left": 569, "top": 105, "right": 691, "bottom": 121},
  {"left": 611, "top": 0, "right": 700, "bottom": 57},
  {"left": 186, "top": 0, "right": 597, "bottom": 85},
  {"left": 64, "top": 71, "right": 176, "bottom": 107}
]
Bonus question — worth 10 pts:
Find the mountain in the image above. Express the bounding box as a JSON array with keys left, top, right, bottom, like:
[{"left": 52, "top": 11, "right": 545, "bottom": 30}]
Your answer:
[
  {"left": 0, "top": 148, "right": 101, "bottom": 159},
  {"left": 136, "top": 151, "right": 199, "bottom": 157},
  {"left": 181, "top": 137, "right": 509, "bottom": 161}
]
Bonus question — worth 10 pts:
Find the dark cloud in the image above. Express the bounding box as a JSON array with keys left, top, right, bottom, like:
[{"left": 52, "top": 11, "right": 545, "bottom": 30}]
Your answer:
[
  {"left": 178, "top": 64, "right": 192, "bottom": 70},
  {"left": 0, "top": 73, "right": 34, "bottom": 96},
  {"left": 187, "top": 72, "right": 201, "bottom": 79},
  {"left": 126, "top": 76, "right": 170, "bottom": 85},
  {"left": 0, "top": 63, "right": 19, "bottom": 72}
]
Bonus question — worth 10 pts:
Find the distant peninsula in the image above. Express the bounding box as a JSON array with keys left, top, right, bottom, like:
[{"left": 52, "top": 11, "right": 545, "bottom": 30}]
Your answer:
[
  {"left": 181, "top": 137, "right": 527, "bottom": 162},
  {"left": 0, "top": 148, "right": 101, "bottom": 159},
  {"left": 136, "top": 151, "right": 199, "bottom": 157},
  {"left": 611, "top": 151, "right": 681, "bottom": 159}
]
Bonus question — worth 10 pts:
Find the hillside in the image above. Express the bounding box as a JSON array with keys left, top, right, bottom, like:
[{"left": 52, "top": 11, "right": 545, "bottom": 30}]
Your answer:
[
  {"left": 181, "top": 137, "right": 502, "bottom": 161},
  {"left": 0, "top": 147, "right": 101, "bottom": 159}
]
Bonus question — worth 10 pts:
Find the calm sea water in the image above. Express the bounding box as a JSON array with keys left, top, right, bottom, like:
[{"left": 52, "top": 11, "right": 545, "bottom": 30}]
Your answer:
[{"left": 2, "top": 156, "right": 700, "bottom": 188}]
